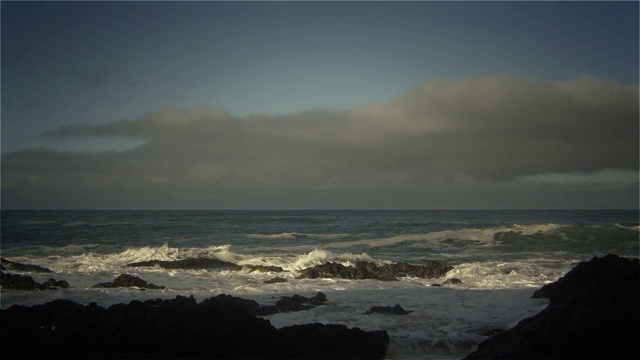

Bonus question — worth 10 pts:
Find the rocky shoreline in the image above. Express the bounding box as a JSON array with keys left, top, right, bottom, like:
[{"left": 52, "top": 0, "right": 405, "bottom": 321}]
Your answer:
[{"left": 1, "top": 254, "right": 638, "bottom": 359}]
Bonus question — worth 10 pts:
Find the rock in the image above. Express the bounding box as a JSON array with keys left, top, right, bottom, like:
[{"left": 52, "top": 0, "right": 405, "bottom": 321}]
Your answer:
[
  {"left": 0, "top": 294, "right": 388, "bottom": 359},
  {"left": 92, "top": 274, "right": 165, "bottom": 290},
  {"left": 297, "top": 260, "right": 452, "bottom": 281},
  {"left": 0, "top": 258, "right": 52, "bottom": 273},
  {"left": 126, "top": 258, "right": 237, "bottom": 270},
  {"left": 258, "top": 292, "right": 328, "bottom": 315},
  {"left": 442, "top": 278, "right": 463, "bottom": 286},
  {"left": 0, "top": 271, "right": 46, "bottom": 290},
  {"left": 235, "top": 265, "right": 285, "bottom": 273},
  {"left": 463, "top": 254, "right": 640, "bottom": 360},
  {"left": 43, "top": 278, "right": 70, "bottom": 289},
  {"left": 364, "top": 304, "right": 413, "bottom": 315},
  {"left": 264, "top": 277, "right": 287, "bottom": 284}
]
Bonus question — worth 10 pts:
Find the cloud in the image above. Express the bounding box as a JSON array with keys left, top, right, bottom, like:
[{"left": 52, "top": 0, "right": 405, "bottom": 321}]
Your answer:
[{"left": 3, "top": 75, "right": 638, "bottom": 209}]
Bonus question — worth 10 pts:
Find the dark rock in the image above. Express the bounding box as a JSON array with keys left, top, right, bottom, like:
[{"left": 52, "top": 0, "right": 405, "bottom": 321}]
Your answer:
[
  {"left": 258, "top": 292, "right": 328, "bottom": 315},
  {"left": 43, "top": 278, "right": 70, "bottom": 289},
  {"left": 442, "top": 277, "right": 463, "bottom": 286},
  {"left": 463, "top": 254, "right": 640, "bottom": 360},
  {"left": 126, "top": 258, "right": 237, "bottom": 270},
  {"left": 264, "top": 277, "right": 287, "bottom": 284},
  {"left": 297, "top": 260, "right": 452, "bottom": 281},
  {"left": 235, "top": 264, "right": 285, "bottom": 273},
  {"left": 1, "top": 258, "right": 52, "bottom": 273},
  {"left": 0, "top": 294, "right": 388, "bottom": 359},
  {"left": 0, "top": 271, "right": 46, "bottom": 290},
  {"left": 364, "top": 304, "right": 413, "bottom": 315},
  {"left": 92, "top": 274, "right": 165, "bottom": 290}
]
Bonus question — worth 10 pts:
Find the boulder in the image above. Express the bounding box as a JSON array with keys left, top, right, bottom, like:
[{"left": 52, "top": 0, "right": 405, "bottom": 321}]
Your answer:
[
  {"left": 0, "top": 258, "right": 52, "bottom": 273},
  {"left": 463, "top": 254, "right": 640, "bottom": 360},
  {"left": 126, "top": 258, "right": 237, "bottom": 270},
  {"left": 92, "top": 274, "right": 165, "bottom": 290},
  {"left": 442, "top": 278, "right": 463, "bottom": 286},
  {"left": 364, "top": 304, "right": 413, "bottom": 315},
  {"left": 0, "top": 294, "right": 388, "bottom": 359}
]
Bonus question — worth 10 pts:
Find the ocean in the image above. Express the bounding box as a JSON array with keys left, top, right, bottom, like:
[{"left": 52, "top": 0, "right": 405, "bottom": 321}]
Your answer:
[{"left": 1, "top": 209, "right": 638, "bottom": 359}]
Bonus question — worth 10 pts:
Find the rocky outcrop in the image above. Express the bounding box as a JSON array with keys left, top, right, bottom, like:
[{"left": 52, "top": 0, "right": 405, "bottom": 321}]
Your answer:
[
  {"left": 297, "top": 260, "right": 452, "bottom": 281},
  {"left": 463, "top": 254, "right": 640, "bottom": 360},
  {"left": 258, "top": 292, "right": 328, "bottom": 315},
  {"left": 0, "top": 258, "right": 52, "bottom": 273},
  {"left": 364, "top": 304, "right": 413, "bottom": 315},
  {"left": 92, "top": 274, "right": 165, "bottom": 290},
  {"left": 0, "top": 294, "right": 389, "bottom": 359},
  {"left": 1, "top": 271, "right": 69, "bottom": 290},
  {"left": 126, "top": 258, "right": 237, "bottom": 269}
]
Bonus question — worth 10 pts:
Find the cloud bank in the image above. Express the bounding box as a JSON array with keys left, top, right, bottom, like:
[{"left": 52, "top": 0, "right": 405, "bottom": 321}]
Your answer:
[{"left": 3, "top": 76, "right": 638, "bottom": 209}]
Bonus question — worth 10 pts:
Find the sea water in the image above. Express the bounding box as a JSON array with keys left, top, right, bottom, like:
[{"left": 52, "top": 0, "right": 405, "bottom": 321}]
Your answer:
[{"left": 1, "top": 210, "right": 638, "bottom": 359}]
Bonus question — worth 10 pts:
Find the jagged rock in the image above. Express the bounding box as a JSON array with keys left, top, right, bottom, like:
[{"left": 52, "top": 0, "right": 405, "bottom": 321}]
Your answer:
[
  {"left": 0, "top": 258, "right": 52, "bottom": 273},
  {"left": 43, "top": 278, "right": 70, "bottom": 289},
  {"left": 463, "top": 254, "right": 640, "bottom": 360},
  {"left": 126, "top": 258, "right": 237, "bottom": 269},
  {"left": 442, "top": 278, "right": 463, "bottom": 286},
  {"left": 264, "top": 277, "right": 287, "bottom": 284},
  {"left": 235, "top": 265, "right": 285, "bottom": 273},
  {"left": 258, "top": 292, "right": 328, "bottom": 315},
  {"left": 92, "top": 274, "right": 165, "bottom": 290},
  {"left": 0, "top": 271, "right": 46, "bottom": 290},
  {"left": 364, "top": 304, "right": 413, "bottom": 315},
  {"left": 0, "top": 294, "right": 388, "bottom": 359},
  {"left": 297, "top": 260, "right": 452, "bottom": 281}
]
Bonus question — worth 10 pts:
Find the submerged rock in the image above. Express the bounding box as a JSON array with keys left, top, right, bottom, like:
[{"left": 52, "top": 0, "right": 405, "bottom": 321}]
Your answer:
[
  {"left": 235, "top": 264, "right": 285, "bottom": 273},
  {"left": 297, "top": 260, "right": 452, "bottom": 281},
  {"left": 258, "top": 292, "right": 328, "bottom": 315},
  {"left": 126, "top": 258, "right": 237, "bottom": 270},
  {"left": 92, "top": 274, "right": 165, "bottom": 290},
  {"left": 264, "top": 277, "right": 287, "bottom": 284},
  {"left": 42, "top": 278, "right": 70, "bottom": 289},
  {"left": 463, "top": 254, "right": 640, "bottom": 360},
  {"left": 0, "top": 258, "right": 52, "bottom": 273},
  {"left": 0, "top": 294, "right": 388, "bottom": 359},
  {"left": 364, "top": 304, "right": 413, "bottom": 315},
  {"left": 442, "top": 278, "right": 463, "bottom": 286}
]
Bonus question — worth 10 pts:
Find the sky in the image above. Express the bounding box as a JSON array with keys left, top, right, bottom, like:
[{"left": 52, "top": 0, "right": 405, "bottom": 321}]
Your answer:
[{"left": 1, "top": 1, "right": 638, "bottom": 210}]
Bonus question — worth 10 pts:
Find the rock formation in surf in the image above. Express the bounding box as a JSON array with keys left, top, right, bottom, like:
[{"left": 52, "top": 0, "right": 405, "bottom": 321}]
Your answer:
[
  {"left": 297, "top": 260, "right": 452, "bottom": 281},
  {"left": 92, "top": 274, "right": 165, "bottom": 290}
]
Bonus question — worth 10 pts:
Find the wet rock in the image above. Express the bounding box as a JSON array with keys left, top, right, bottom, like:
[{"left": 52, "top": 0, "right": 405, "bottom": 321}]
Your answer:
[
  {"left": 235, "top": 264, "right": 284, "bottom": 273},
  {"left": 0, "top": 258, "right": 52, "bottom": 273},
  {"left": 43, "top": 278, "right": 70, "bottom": 289},
  {"left": 297, "top": 260, "right": 452, "bottom": 281},
  {"left": 92, "top": 274, "right": 165, "bottom": 290},
  {"left": 364, "top": 304, "right": 413, "bottom": 315},
  {"left": 126, "top": 258, "right": 236, "bottom": 270},
  {"left": 264, "top": 277, "right": 287, "bottom": 284},
  {"left": 0, "top": 294, "right": 388, "bottom": 359},
  {"left": 0, "top": 271, "right": 46, "bottom": 290},
  {"left": 442, "top": 278, "right": 463, "bottom": 286},
  {"left": 463, "top": 254, "right": 640, "bottom": 360},
  {"left": 258, "top": 292, "right": 328, "bottom": 315}
]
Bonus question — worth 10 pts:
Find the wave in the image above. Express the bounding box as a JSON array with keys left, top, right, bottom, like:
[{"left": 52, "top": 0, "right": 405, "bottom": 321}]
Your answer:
[{"left": 246, "top": 232, "right": 353, "bottom": 240}]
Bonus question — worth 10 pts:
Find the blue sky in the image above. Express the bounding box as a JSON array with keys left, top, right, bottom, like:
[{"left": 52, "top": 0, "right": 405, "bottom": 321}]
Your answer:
[{"left": 1, "top": 1, "right": 638, "bottom": 209}]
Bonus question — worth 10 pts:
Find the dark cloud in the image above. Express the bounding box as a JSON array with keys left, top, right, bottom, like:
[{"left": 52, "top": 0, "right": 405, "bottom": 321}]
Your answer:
[{"left": 3, "top": 76, "right": 638, "bottom": 209}]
